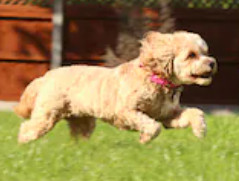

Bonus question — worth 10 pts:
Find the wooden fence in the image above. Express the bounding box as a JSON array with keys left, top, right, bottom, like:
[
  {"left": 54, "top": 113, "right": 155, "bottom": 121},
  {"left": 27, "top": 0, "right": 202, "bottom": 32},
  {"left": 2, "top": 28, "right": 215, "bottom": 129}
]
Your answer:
[
  {"left": 0, "top": 4, "right": 51, "bottom": 100},
  {"left": 0, "top": 3, "right": 238, "bottom": 105}
]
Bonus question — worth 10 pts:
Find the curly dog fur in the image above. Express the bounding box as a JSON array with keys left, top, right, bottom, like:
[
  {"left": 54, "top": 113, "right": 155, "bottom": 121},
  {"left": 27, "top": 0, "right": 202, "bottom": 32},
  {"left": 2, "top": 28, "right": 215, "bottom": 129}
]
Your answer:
[{"left": 15, "top": 31, "right": 217, "bottom": 144}]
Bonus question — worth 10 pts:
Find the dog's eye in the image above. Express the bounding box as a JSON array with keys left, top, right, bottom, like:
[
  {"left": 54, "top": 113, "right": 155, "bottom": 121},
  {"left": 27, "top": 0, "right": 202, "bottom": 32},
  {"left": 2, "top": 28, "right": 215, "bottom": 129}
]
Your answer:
[{"left": 188, "top": 52, "right": 197, "bottom": 59}]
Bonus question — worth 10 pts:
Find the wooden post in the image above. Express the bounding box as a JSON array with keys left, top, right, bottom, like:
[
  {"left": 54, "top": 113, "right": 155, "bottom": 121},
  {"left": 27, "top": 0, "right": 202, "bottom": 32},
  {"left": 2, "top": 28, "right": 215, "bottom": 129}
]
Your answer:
[{"left": 51, "top": 0, "right": 64, "bottom": 69}]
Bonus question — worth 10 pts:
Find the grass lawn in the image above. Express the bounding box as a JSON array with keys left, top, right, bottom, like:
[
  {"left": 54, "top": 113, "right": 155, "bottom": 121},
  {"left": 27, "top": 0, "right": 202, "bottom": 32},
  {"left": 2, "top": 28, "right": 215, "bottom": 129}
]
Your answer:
[{"left": 0, "top": 111, "right": 239, "bottom": 181}]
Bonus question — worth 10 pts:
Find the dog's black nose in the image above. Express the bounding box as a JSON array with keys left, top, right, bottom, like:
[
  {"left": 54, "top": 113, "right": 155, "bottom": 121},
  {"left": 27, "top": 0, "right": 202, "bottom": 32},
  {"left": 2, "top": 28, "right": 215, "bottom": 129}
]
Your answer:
[{"left": 209, "top": 62, "right": 215, "bottom": 69}]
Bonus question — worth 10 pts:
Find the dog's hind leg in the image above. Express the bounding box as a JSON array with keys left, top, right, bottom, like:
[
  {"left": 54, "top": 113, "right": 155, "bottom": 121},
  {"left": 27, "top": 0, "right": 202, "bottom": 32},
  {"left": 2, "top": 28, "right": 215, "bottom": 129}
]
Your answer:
[
  {"left": 18, "top": 108, "right": 60, "bottom": 144},
  {"left": 18, "top": 94, "right": 68, "bottom": 144},
  {"left": 66, "top": 116, "right": 96, "bottom": 140}
]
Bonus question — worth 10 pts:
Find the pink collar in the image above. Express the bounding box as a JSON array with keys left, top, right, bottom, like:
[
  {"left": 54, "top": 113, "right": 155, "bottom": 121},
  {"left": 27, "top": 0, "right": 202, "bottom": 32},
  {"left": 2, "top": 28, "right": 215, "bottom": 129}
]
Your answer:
[
  {"left": 139, "top": 63, "right": 179, "bottom": 89},
  {"left": 150, "top": 74, "right": 179, "bottom": 89}
]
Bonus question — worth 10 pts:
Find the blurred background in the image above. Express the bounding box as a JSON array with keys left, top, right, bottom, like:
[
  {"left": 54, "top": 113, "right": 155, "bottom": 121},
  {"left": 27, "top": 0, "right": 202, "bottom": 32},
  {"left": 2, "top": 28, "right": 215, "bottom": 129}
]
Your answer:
[
  {"left": 0, "top": 2, "right": 239, "bottom": 180},
  {"left": 0, "top": 0, "right": 238, "bottom": 107}
]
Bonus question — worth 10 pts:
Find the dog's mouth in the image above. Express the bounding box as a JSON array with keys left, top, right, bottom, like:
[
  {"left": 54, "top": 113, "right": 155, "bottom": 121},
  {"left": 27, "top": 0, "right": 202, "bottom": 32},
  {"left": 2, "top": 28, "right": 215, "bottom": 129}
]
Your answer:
[{"left": 191, "top": 71, "right": 213, "bottom": 79}]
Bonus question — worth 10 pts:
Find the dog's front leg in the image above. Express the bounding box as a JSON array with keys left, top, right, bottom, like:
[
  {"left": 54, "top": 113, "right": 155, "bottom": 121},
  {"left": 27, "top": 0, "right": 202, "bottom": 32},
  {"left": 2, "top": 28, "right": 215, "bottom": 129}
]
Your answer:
[
  {"left": 163, "top": 108, "right": 206, "bottom": 138},
  {"left": 121, "top": 111, "right": 161, "bottom": 144}
]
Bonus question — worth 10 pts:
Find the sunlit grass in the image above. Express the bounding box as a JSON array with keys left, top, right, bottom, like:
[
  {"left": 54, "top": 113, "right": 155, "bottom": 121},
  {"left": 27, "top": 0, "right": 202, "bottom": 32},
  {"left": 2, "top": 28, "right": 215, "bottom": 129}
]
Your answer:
[{"left": 0, "top": 111, "right": 239, "bottom": 181}]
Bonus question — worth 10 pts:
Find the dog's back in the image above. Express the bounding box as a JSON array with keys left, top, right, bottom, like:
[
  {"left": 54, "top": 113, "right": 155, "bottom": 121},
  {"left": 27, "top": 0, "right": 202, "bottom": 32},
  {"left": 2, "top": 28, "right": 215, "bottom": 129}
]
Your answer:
[{"left": 14, "top": 77, "right": 43, "bottom": 118}]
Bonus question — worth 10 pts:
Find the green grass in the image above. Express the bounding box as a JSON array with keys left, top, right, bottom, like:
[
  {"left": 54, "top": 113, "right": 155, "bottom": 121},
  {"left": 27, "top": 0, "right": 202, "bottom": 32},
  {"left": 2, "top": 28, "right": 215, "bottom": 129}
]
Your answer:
[{"left": 0, "top": 112, "right": 239, "bottom": 181}]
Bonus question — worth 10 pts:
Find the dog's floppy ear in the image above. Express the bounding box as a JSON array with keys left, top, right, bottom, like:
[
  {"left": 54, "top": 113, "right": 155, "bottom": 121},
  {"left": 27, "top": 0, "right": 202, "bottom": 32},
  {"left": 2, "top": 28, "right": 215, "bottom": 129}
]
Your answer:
[{"left": 139, "top": 31, "right": 174, "bottom": 78}]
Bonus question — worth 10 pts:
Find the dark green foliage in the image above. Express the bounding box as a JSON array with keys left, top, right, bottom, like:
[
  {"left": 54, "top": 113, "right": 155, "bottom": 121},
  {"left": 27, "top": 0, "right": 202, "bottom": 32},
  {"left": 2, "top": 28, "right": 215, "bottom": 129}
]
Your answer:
[
  {"left": 1, "top": 0, "right": 239, "bottom": 9},
  {"left": 172, "top": 0, "right": 239, "bottom": 9}
]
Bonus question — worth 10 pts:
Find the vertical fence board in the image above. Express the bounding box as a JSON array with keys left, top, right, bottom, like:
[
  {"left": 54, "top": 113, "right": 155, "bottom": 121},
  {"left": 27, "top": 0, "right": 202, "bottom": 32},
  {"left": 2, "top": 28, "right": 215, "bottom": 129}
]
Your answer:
[
  {"left": 0, "top": 4, "right": 52, "bottom": 101},
  {"left": 0, "top": 62, "right": 49, "bottom": 101}
]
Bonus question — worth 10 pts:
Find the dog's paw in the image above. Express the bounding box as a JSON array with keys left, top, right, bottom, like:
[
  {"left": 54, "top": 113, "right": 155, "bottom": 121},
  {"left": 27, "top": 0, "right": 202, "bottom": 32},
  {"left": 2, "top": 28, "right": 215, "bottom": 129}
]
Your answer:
[
  {"left": 186, "top": 108, "right": 207, "bottom": 138},
  {"left": 139, "top": 122, "right": 161, "bottom": 144},
  {"left": 18, "top": 122, "right": 38, "bottom": 144}
]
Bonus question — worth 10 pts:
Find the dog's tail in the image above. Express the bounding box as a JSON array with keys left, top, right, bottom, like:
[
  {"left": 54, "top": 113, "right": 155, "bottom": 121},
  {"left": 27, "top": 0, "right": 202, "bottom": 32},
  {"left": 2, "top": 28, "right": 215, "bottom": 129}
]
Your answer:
[{"left": 14, "top": 77, "right": 43, "bottom": 119}]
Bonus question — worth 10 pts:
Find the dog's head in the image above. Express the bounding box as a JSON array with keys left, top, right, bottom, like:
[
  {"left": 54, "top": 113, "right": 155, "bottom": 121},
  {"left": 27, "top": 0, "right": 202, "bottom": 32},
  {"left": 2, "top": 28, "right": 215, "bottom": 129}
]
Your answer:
[{"left": 139, "top": 31, "right": 217, "bottom": 86}]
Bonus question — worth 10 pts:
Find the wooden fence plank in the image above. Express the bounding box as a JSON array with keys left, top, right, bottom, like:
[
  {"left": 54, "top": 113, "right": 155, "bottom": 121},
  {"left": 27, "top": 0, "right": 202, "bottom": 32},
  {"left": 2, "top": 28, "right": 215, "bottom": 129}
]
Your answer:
[
  {"left": 0, "top": 4, "right": 52, "bottom": 19},
  {"left": 0, "top": 62, "right": 49, "bottom": 101},
  {"left": 0, "top": 20, "right": 52, "bottom": 61},
  {"left": 64, "top": 19, "right": 119, "bottom": 62},
  {"left": 66, "top": 4, "right": 119, "bottom": 19}
]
